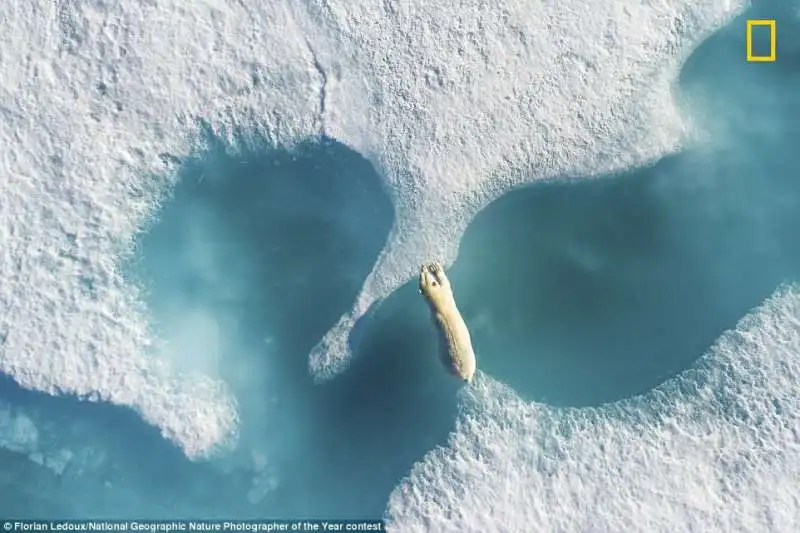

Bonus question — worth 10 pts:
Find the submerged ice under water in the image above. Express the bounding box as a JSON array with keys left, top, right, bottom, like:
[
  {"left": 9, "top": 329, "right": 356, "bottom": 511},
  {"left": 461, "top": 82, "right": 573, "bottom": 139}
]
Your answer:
[{"left": 0, "top": 0, "right": 799, "bottom": 531}]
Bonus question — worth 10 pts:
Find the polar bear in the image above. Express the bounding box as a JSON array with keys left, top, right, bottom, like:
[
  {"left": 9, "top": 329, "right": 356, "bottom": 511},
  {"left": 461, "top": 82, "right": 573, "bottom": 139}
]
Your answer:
[{"left": 418, "top": 262, "right": 477, "bottom": 383}]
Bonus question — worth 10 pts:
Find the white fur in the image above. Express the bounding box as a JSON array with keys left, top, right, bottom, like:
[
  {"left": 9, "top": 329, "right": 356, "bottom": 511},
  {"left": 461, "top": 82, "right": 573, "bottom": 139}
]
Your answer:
[{"left": 419, "top": 262, "right": 477, "bottom": 382}]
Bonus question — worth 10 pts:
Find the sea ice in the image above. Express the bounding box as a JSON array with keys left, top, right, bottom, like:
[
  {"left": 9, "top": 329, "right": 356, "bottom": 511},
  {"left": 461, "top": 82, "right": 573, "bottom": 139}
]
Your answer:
[
  {"left": 385, "top": 285, "right": 800, "bottom": 532},
  {"left": 0, "top": 0, "right": 746, "bottom": 459}
]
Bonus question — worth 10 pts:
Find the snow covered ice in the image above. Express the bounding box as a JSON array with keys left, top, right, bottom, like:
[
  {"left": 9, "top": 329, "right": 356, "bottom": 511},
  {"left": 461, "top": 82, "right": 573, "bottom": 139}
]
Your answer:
[
  {"left": 302, "top": 0, "right": 740, "bottom": 380},
  {"left": 1, "top": 0, "right": 800, "bottom": 530},
  {"left": 386, "top": 286, "right": 800, "bottom": 532}
]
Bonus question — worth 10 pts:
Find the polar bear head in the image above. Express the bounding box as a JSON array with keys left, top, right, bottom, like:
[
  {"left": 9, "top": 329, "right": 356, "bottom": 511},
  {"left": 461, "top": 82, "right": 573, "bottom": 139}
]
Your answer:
[{"left": 419, "top": 262, "right": 454, "bottom": 311}]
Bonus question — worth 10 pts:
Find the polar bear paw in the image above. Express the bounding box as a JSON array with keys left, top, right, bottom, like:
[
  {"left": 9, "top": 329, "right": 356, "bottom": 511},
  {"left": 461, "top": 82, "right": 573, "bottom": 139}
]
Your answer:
[{"left": 419, "top": 262, "right": 452, "bottom": 301}]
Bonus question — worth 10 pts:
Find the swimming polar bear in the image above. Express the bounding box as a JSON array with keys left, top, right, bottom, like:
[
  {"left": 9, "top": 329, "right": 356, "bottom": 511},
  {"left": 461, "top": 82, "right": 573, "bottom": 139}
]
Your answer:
[{"left": 418, "top": 262, "right": 477, "bottom": 383}]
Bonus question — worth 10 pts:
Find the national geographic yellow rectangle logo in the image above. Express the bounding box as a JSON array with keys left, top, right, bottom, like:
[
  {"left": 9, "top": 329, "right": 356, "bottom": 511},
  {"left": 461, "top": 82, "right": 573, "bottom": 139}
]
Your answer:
[{"left": 746, "top": 19, "right": 776, "bottom": 62}]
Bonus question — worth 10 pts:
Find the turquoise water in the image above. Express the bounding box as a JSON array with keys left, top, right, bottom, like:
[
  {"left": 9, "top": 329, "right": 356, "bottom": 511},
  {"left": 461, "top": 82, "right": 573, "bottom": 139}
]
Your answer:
[{"left": 1, "top": 2, "right": 799, "bottom": 522}]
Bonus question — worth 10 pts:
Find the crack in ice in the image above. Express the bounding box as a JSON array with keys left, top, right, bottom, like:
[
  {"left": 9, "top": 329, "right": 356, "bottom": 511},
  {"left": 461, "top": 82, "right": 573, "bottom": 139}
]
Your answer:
[{"left": 305, "top": 38, "right": 329, "bottom": 134}]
